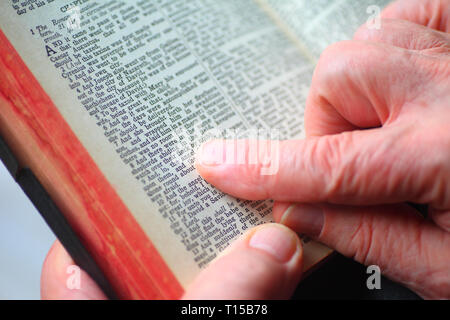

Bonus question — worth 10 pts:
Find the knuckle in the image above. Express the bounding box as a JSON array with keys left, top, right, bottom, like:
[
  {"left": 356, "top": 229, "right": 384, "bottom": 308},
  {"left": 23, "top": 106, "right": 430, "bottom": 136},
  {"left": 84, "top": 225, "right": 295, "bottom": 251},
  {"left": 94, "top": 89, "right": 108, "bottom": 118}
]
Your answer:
[
  {"left": 314, "top": 41, "right": 354, "bottom": 84},
  {"left": 347, "top": 214, "right": 376, "bottom": 265},
  {"left": 314, "top": 132, "right": 358, "bottom": 201},
  {"left": 312, "top": 41, "right": 381, "bottom": 100}
]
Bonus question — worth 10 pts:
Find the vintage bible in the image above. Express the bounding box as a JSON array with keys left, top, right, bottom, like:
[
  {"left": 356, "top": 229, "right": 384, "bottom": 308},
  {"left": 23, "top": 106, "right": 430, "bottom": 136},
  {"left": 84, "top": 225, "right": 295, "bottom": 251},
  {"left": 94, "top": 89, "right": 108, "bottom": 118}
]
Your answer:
[{"left": 0, "top": 0, "right": 390, "bottom": 299}]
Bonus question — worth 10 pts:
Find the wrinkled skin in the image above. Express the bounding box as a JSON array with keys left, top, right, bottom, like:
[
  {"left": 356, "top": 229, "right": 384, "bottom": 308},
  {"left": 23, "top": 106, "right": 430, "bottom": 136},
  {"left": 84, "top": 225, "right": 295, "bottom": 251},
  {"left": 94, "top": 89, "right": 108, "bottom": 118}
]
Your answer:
[
  {"left": 197, "top": 0, "right": 450, "bottom": 299},
  {"left": 41, "top": 0, "right": 449, "bottom": 299}
]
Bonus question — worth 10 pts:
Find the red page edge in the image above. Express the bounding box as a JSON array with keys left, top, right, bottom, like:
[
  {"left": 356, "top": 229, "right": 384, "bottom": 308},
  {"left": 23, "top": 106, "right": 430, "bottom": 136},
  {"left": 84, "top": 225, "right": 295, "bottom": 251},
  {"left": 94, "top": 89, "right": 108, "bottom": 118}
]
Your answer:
[{"left": 0, "top": 29, "right": 184, "bottom": 300}]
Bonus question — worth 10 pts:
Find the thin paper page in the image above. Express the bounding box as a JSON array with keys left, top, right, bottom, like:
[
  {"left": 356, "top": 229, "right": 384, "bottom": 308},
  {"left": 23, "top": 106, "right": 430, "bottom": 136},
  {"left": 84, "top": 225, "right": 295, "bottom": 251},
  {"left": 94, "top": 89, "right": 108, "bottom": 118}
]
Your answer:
[
  {"left": 0, "top": 0, "right": 331, "bottom": 288},
  {"left": 262, "top": 0, "right": 393, "bottom": 58}
]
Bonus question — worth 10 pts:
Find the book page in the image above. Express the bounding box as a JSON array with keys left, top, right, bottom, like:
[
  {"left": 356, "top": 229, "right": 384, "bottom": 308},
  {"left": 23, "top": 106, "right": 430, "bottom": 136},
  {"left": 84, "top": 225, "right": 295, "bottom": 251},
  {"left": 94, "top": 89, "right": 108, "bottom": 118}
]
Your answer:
[
  {"left": 262, "top": 0, "right": 393, "bottom": 59},
  {"left": 0, "top": 0, "right": 331, "bottom": 288}
]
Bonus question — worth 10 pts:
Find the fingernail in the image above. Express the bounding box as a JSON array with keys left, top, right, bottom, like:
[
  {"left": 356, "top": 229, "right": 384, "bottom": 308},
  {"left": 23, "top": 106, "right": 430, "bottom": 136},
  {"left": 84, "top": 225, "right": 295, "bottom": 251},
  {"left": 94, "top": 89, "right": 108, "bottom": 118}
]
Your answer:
[
  {"left": 280, "top": 204, "right": 324, "bottom": 238},
  {"left": 249, "top": 224, "right": 298, "bottom": 263},
  {"left": 197, "top": 140, "right": 224, "bottom": 166}
]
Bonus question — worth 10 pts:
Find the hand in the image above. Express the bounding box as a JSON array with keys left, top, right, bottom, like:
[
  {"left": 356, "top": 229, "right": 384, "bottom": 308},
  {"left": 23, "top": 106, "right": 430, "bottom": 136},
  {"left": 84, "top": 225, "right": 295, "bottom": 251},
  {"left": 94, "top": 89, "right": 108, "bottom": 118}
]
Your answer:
[
  {"left": 195, "top": 0, "right": 450, "bottom": 299},
  {"left": 41, "top": 223, "right": 303, "bottom": 299}
]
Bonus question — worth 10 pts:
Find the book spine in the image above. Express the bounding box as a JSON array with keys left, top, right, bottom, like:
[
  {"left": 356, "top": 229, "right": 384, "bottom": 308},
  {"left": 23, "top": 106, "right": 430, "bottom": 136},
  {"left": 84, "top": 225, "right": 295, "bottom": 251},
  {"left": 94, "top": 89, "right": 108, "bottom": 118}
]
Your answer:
[
  {"left": 0, "top": 135, "right": 117, "bottom": 299},
  {"left": 0, "top": 30, "right": 183, "bottom": 300}
]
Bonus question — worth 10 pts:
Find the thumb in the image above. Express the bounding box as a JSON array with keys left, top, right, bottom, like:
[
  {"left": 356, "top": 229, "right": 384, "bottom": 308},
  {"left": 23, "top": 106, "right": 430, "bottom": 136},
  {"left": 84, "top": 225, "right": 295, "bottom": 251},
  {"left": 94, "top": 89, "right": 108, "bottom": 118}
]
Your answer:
[
  {"left": 41, "top": 241, "right": 107, "bottom": 300},
  {"left": 182, "top": 223, "right": 303, "bottom": 300}
]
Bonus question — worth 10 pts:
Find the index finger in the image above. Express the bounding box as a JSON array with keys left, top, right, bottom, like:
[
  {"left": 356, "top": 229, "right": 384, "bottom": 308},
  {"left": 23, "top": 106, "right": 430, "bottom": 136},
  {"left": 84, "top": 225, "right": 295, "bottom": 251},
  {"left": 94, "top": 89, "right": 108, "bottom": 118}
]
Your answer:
[{"left": 382, "top": 0, "right": 450, "bottom": 32}]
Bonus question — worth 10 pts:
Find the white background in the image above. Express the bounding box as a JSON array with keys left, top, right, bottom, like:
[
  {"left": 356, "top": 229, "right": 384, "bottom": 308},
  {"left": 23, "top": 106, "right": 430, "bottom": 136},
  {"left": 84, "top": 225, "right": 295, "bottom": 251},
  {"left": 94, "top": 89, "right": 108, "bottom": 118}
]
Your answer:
[{"left": 0, "top": 162, "right": 55, "bottom": 299}]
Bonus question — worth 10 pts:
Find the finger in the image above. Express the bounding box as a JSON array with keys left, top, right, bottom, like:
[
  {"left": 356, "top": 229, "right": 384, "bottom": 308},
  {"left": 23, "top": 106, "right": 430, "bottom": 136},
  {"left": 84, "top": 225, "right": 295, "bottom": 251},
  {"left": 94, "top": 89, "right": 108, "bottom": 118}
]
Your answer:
[
  {"left": 195, "top": 127, "right": 449, "bottom": 208},
  {"left": 273, "top": 202, "right": 450, "bottom": 299},
  {"left": 182, "top": 223, "right": 303, "bottom": 299},
  {"left": 304, "top": 40, "right": 433, "bottom": 137},
  {"left": 381, "top": 0, "right": 450, "bottom": 32},
  {"left": 354, "top": 18, "right": 450, "bottom": 51},
  {"left": 41, "top": 241, "right": 107, "bottom": 300},
  {"left": 429, "top": 208, "right": 450, "bottom": 232}
]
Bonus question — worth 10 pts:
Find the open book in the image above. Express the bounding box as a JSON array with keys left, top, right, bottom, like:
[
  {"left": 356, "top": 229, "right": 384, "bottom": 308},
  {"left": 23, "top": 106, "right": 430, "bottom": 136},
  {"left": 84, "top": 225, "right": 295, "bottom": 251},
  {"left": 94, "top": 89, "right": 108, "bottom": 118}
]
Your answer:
[{"left": 0, "top": 0, "right": 391, "bottom": 299}]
